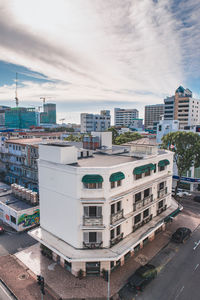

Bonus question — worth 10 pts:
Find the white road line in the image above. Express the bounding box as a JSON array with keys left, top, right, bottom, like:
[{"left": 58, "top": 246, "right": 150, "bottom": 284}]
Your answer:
[
  {"left": 0, "top": 282, "right": 14, "bottom": 300},
  {"left": 193, "top": 240, "right": 200, "bottom": 250},
  {"left": 175, "top": 286, "right": 184, "bottom": 300},
  {"left": 194, "top": 264, "right": 199, "bottom": 271}
]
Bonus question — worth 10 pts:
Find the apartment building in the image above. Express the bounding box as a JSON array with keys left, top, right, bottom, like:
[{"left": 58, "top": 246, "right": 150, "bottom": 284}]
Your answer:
[
  {"left": 164, "top": 96, "right": 175, "bottom": 120},
  {"left": 81, "top": 110, "right": 111, "bottom": 133},
  {"left": 144, "top": 104, "right": 164, "bottom": 129},
  {"left": 114, "top": 108, "right": 139, "bottom": 127},
  {"left": 30, "top": 136, "right": 180, "bottom": 277}
]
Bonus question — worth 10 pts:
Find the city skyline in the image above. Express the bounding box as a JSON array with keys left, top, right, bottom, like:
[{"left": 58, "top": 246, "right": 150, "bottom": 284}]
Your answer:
[{"left": 0, "top": 0, "right": 200, "bottom": 123}]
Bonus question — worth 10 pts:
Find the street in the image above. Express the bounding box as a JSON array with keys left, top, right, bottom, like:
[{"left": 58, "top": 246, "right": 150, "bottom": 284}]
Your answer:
[{"left": 0, "top": 281, "right": 16, "bottom": 300}]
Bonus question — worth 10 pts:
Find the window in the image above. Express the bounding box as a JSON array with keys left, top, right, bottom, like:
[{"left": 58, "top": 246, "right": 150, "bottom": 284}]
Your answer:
[
  {"left": 159, "top": 182, "right": 164, "bottom": 190},
  {"left": 154, "top": 164, "right": 157, "bottom": 173},
  {"left": 111, "top": 181, "right": 115, "bottom": 189},
  {"left": 117, "top": 201, "right": 121, "bottom": 211},
  {"left": 134, "top": 213, "right": 141, "bottom": 224},
  {"left": 117, "top": 180, "right": 121, "bottom": 187},
  {"left": 84, "top": 182, "right": 102, "bottom": 189},
  {"left": 110, "top": 229, "right": 114, "bottom": 239},
  {"left": 111, "top": 204, "right": 115, "bottom": 214},
  {"left": 158, "top": 200, "right": 163, "bottom": 209},
  {"left": 89, "top": 232, "right": 97, "bottom": 243},
  {"left": 144, "top": 188, "right": 150, "bottom": 198},
  {"left": 143, "top": 208, "right": 149, "bottom": 218},
  {"left": 89, "top": 206, "right": 97, "bottom": 217},
  {"left": 136, "top": 173, "right": 142, "bottom": 180},
  {"left": 135, "top": 192, "right": 141, "bottom": 202},
  {"left": 145, "top": 169, "right": 151, "bottom": 177},
  {"left": 159, "top": 165, "right": 165, "bottom": 171},
  {"left": 11, "top": 215, "right": 16, "bottom": 224},
  {"left": 116, "top": 225, "right": 121, "bottom": 236}
]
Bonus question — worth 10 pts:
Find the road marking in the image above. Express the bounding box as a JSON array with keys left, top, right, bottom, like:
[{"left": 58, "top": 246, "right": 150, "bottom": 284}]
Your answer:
[
  {"left": 194, "top": 264, "right": 199, "bottom": 271},
  {"left": 175, "top": 286, "right": 184, "bottom": 300},
  {"left": 193, "top": 240, "right": 200, "bottom": 250}
]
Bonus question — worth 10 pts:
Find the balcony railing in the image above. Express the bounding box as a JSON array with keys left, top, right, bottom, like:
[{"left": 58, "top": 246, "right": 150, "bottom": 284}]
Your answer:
[
  {"left": 110, "top": 209, "right": 124, "bottom": 224},
  {"left": 110, "top": 233, "right": 124, "bottom": 247},
  {"left": 83, "top": 216, "right": 103, "bottom": 226},
  {"left": 83, "top": 241, "right": 103, "bottom": 249},
  {"left": 157, "top": 205, "right": 167, "bottom": 216},
  {"left": 133, "top": 214, "right": 153, "bottom": 232},
  {"left": 157, "top": 187, "right": 168, "bottom": 199},
  {"left": 133, "top": 194, "right": 153, "bottom": 212}
]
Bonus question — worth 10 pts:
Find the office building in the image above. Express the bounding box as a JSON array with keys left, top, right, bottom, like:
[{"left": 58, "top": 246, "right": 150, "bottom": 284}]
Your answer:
[
  {"left": 144, "top": 104, "right": 164, "bottom": 129},
  {"left": 81, "top": 110, "right": 111, "bottom": 133},
  {"left": 29, "top": 135, "right": 180, "bottom": 277},
  {"left": 164, "top": 96, "right": 175, "bottom": 120},
  {"left": 40, "top": 103, "right": 56, "bottom": 125},
  {"left": 114, "top": 108, "right": 139, "bottom": 127}
]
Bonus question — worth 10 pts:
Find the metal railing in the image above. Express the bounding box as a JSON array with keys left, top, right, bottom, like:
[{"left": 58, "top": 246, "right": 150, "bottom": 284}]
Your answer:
[
  {"left": 133, "top": 194, "right": 153, "bottom": 211},
  {"left": 83, "top": 215, "right": 103, "bottom": 226},
  {"left": 110, "top": 209, "right": 123, "bottom": 224},
  {"left": 133, "top": 214, "right": 153, "bottom": 232},
  {"left": 110, "top": 233, "right": 124, "bottom": 247},
  {"left": 157, "top": 205, "right": 167, "bottom": 216},
  {"left": 157, "top": 187, "right": 168, "bottom": 199},
  {"left": 83, "top": 241, "right": 103, "bottom": 249}
]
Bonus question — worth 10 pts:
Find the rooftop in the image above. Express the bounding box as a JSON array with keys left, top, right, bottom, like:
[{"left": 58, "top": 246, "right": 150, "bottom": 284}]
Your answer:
[
  {"left": 0, "top": 193, "right": 36, "bottom": 211},
  {"left": 6, "top": 138, "right": 42, "bottom": 146},
  {"left": 122, "top": 138, "right": 157, "bottom": 146}
]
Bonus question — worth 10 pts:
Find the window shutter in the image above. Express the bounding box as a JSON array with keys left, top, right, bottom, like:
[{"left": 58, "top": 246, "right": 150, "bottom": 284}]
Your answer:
[
  {"left": 97, "top": 232, "right": 102, "bottom": 243},
  {"left": 97, "top": 206, "right": 102, "bottom": 217},
  {"left": 83, "top": 232, "right": 89, "bottom": 243},
  {"left": 84, "top": 206, "right": 89, "bottom": 217}
]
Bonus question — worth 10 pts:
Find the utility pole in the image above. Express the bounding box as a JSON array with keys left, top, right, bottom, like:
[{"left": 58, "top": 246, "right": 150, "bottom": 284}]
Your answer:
[{"left": 15, "top": 72, "right": 19, "bottom": 107}]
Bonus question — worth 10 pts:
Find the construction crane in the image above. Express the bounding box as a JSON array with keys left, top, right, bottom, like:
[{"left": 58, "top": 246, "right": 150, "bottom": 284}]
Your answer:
[
  {"left": 15, "top": 72, "right": 19, "bottom": 107},
  {"left": 59, "top": 118, "right": 65, "bottom": 125},
  {"left": 40, "top": 97, "right": 46, "bottom": 104}
]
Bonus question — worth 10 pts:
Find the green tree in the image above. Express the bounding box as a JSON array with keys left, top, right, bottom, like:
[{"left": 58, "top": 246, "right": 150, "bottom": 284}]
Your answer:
[
  {"left": 161, "top": 131, "right": 200, "bottom": 196},
  {"left": 64, "top": 134, "right": 82, "bottom": 142},
  {"left": 115, "top": 131, "right": 142, "bottom": 145},
  {"left": 107, "top": 127, "right": 119, "bottom": 143}
]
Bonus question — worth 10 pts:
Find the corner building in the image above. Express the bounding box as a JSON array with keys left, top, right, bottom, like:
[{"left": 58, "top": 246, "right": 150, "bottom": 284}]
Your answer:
[{"left": 30, "top": 140, "right": 180, "bottom": 277}]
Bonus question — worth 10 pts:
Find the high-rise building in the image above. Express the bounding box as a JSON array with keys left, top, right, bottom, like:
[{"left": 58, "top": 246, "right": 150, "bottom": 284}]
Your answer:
[
  {"left": 81, "top": 110, "right": 111, "bottom": 133},
  {"left": 0, "top": 106, "right": 10, "bottom": 127},
  {"left": 40, "top": 103, "right": 56, "bottom": 124},
  {"left": 114, "top": 108, "right": 139, "bottom": 127},
  {"left": 164, "top": 96, "right": 175, "bottom": 120},
  {"left": 5, "top": 107, "right": 38, "bottom": 129},
  {"left": 144, "top": 104, "right": 164, "bottom": 129}
]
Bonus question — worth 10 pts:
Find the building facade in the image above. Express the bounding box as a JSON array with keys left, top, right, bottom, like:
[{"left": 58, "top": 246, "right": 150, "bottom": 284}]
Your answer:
[
  {"left": 5, "top": 107, "right": 39, "bottom": 129},
  {"left": 81, "top": 110, "right": 111, "bottom": 133},
  {"left": 40, "top": 103, "right": 56, "bottom": 125},
  {"left": 156, "top": 120, "right": 179, "bottom": 144},
  {"left": 144, "top": 104, "right": 164, "bottom": 130},
  {"left": 114, "top": 108, "right": 139, "bottom": 127},
  {"left": 30, "top": 139, "right": 180, "bottom": 277},
  {"left": 164, "top": 96, "right": 175, "bottom": 120}
]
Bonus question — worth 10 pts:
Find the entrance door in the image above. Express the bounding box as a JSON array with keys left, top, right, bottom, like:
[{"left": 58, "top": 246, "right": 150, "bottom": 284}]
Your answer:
[{"left": 86, "top": 262, "right": 100, "bottom": 276}]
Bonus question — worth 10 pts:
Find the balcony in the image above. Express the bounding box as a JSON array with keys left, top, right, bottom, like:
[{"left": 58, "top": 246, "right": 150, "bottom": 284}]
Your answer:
[
  {"left": 133, "top": 194, "right": 153, "bottom": 212},
  {"left": 157, "top": 187, "right": 168, "bottom": 199},
  {"left": 83, "top": 216, "right": 103, "bottom": 226},
  {"left": 110, "top": 209, "right": 124, "bottom": 224},
  {"left": 157, "top": 205, "right": 167, "bottom": 216},
  {"left": 110, "top": 233, "right": 124, "bottom": 247},
  {"left": 83, "top": 241, "right": 103, "bottom": 249},
  {"left": 133, "top": 214, "right": 153, "bottom": 232}
]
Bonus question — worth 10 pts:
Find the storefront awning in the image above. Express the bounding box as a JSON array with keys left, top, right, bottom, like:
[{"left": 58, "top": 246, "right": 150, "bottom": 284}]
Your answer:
[
  {"left": 164, "top": 208, "right": 181, "bottom": 223},
  {"left": 109, "top": 172, "right": 125, "bottom": 182},
  {"left": 158, "top": 159, "right": 170, "bottom": 167},
  {"left": 82, "top": 175, "right": 103, "bottom": 183},
  {"left": 133, "top": 163, "right": 155, "bottom": 175}
]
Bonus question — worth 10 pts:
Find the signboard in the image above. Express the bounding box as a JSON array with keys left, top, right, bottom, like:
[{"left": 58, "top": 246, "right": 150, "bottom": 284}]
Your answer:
[{"left": 173, "top": 175, "right": 200, "bottom": 183}]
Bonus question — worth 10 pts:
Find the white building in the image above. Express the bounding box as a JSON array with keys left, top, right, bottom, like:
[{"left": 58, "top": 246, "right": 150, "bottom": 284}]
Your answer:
[
  {"left": 30, "top": 137, "right": 180, "bottom": 277},
  {"left": 156, "top": 120, "right": 179, "bottom": 144},
  {"left": 81, "top": 110, "right": 111, "bottom": 133},
  {"left": 114, "top": 108, "right": 139, "bottom": 127}
]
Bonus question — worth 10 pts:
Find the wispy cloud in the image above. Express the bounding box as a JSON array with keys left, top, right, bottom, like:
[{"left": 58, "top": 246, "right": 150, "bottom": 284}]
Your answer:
[{"left": 0, "top": 0, "right": 200, "bottom": 122}]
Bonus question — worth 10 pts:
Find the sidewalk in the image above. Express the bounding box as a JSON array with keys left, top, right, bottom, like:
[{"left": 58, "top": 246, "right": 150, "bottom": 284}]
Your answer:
[{"left": 1, "top": 209, "right": 199, "bottom": 300}]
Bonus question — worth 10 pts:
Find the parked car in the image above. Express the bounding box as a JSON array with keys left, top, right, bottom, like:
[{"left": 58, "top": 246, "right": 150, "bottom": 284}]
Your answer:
[
  {"left": 0, "top": 226, "right": 4, "bottom": 234},
  {"left": 127, "top": 264, "right": 157, "bottom": 291},
  {"left": 193, "top": 196, "right": 200, "bottom": 203},
  {"left": 171, "top": 227, "right": 191, "bottom": 243}
]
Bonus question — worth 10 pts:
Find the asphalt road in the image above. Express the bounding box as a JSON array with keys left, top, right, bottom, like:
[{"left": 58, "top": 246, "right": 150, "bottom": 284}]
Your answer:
[
  {"left": 0, "top": 282, "right": 16, "bottom": 300},
  {"left": 134, "top": 226, "right": 200, "bottom": 300}
]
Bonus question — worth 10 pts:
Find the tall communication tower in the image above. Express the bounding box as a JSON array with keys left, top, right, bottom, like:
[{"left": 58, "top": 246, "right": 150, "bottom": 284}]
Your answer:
[{"left": 15, "top": 72, "right": 19, "bottom": 107}]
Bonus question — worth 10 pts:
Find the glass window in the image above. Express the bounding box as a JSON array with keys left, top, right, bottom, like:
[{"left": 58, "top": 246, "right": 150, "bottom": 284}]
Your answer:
[
  {"left": 158, "top": 200, "right": 163, "bottom": 209},
  {"left": 111, "top": 204, "right": 115, "bottom": 214},
  {"left": 135, "top": 192, "right": 141, "bottom": 202},
  {"left": 159, "top": 182, "right": 164, "bottom": 190},
  {"left": 89, "top": 232, "right": 97, "bottom": 243},
  {"left": 144, "top": 169, "right": 151, "bottom": 176},
  {"left": 84, "top": 182, "right": 102, "bottom": 189},
  {"left": 144, "top": 188, "right": 150, "bottom": 198},
  {"left": 110, "top": 229, "right": 114, "bottom": 239},
  {"left": 117, "top": 201, "right": 121, "bottom": 211},
  {"left": 111, "top": 181, "right": 115, "bottom": 189},
  {"left": 89, "top": 206, "right": 97, "bottom": 217},
  {"left": 136, "top": 173, "right": 142, "bottom": 180},
  {"left": 134, "top": 214, "right": 141, "bottom": 224},
  {"left": 116, "top": 225, "right": 121, "bottom": 236},
  {"left": 159, "top": 166, "right": 165, "bottom": 171},
  {"left": 11, "top": 216, "right": 16, "bottom": 224},
  {"left": 143, "top": 208, "right": 149, "bottom": 218},
  {"left": 117, "top": 180, "right": 121, "bottom": 187}
]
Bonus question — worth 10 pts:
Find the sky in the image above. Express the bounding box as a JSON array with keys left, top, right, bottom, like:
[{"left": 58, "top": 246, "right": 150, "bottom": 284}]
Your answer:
[{"left": 0, "top": 0, "right": 200, "bottom": 124}]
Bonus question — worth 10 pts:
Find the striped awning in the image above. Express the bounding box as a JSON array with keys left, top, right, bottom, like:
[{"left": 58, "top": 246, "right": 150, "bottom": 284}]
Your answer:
[
  {"left": 133, "top": 163, "right": 155, "bottom": 175},
  {"left": 109, "top": 172, "right": 125, "bottom": 182}
]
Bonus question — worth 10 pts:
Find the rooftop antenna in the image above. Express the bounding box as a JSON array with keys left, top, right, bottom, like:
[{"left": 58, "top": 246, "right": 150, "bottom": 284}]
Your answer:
[{"left": 15, "top": 72, "right": 19, "bottom": 107}]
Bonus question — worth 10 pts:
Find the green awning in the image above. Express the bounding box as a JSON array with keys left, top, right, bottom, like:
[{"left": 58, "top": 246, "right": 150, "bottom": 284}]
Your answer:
[
  {"left": 164, "top": 208, "right": 181, "bottom": 223},
  {"left": 133, "top": 163, "right": 155, "bottom": 175},
  {"left": 109, "top": 172, "right": 125, "bottom": 182},
  {"left": 82, "top": 175, "right": 103, "bottom": 183},
  {"left": 158, "top": 159, "right": 170, "bottom": 167}
]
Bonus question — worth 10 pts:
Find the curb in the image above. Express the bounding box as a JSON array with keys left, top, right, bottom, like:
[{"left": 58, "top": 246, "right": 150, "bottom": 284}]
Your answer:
[{"left": 0, "top": 278, "right": 18, "bottom": 300}]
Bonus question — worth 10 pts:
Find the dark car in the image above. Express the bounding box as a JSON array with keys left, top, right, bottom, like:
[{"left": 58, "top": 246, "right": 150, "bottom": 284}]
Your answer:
[
  {"left": 127, "top": 264, "right": 157, "bottom": 292},
  {"left": 0, "top": 226, "right": 4, "bottom": 234},
  {"left": 193, "top": 196, "right": 200, "bottom": 203},
  {"left": 171, "top": 227, "right": 191, "bottom": 243}
]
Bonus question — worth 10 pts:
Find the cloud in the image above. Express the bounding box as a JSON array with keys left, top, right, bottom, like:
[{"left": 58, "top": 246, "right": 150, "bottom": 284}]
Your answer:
[{"left": 0, "top": 0, "right": 200, "bottom": 123}]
